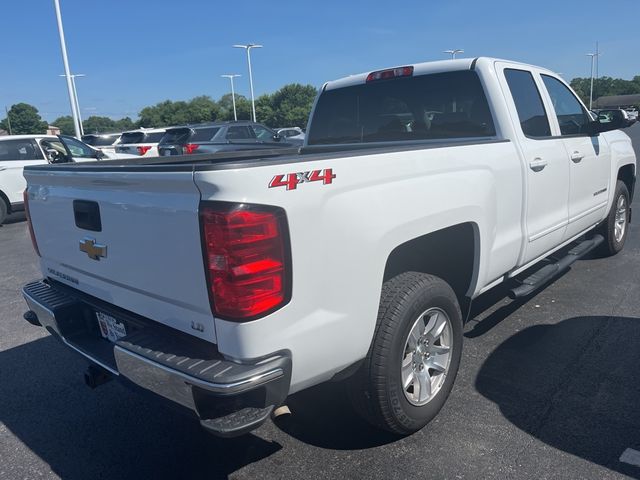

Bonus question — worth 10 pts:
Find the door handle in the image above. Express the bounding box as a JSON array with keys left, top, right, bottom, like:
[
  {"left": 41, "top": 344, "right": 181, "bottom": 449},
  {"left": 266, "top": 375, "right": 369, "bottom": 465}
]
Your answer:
[
  {"left": 570, "top": 151, "right": 584, "bottom": 163},
  {"left": 0, "top": 166, "right": 6, "bottom": 171},
  {"left": 529, "top": 158, "right": 548, "bottom": 172}
]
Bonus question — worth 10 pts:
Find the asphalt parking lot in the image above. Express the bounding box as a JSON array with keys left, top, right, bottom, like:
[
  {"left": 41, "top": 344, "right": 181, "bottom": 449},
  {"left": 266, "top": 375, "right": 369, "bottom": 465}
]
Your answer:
[{"left": 1, "top": 124, "right": 640, "bottom": 480}]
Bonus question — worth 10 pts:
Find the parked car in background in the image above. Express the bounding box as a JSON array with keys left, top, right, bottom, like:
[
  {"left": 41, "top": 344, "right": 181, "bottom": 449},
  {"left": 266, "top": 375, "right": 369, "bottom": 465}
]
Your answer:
[
  {"left": 277, "top": 127, "right": 306, "bottom": 144},
  {"left": 624, "top": 108, "right": 638, "bottom": 123},
  {"left": 115, "top": 128, "right": 166, "bottom": 157},
  {"left": 0, "top": 134, "right": 136, "bottom": 224},
  {"left": 81, "top": 133, "right": 122, "bottom": 154},
  {"left": 157, "top": 121, "right": 298, "bottom": 156},
  {"left": 597, "top": 109, "right": 634, "bottom": 127}
]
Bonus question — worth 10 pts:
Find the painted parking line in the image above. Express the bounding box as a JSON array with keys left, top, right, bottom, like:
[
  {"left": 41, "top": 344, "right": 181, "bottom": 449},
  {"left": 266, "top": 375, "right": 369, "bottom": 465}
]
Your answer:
[{"left": 620, "top": 448, "right": 640, "bottom": 467}]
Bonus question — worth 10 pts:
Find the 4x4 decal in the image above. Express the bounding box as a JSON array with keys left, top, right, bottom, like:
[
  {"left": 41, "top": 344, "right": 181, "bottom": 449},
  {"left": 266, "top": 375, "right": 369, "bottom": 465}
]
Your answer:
[{"left": 269, "top": 169, "right": 336, "bottom": 190}]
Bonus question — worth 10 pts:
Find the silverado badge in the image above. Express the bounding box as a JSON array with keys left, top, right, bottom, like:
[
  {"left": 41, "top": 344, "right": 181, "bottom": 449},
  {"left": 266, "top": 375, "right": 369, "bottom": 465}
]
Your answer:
[{"left": 79, "top": 237, "right": 107, "bottom": 261}]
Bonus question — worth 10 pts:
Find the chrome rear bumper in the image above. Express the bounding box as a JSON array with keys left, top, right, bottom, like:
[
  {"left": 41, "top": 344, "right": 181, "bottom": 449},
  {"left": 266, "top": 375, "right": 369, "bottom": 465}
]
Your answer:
[{"left": 22, "top": 280, "right": 291, "bottom": 436}]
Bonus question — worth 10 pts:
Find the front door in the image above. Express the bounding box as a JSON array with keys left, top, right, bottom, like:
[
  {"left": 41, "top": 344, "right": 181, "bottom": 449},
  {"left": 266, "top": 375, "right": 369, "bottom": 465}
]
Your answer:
[
  {"left": 499, "top": 65, "right": 570, "bottom": 264},
  {"left": 539, "top": 74, "right": 611, "bottom": 238}
]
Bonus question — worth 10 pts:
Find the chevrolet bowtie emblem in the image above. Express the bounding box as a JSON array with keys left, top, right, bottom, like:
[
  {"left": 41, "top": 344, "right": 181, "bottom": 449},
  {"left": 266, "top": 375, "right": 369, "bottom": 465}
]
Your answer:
[{"left": 79, "top": 237, "right": 107, "bottom": 260}]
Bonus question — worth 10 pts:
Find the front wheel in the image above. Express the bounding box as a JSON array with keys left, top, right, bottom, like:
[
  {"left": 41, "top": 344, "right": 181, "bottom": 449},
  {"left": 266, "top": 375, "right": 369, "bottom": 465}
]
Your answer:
[
  {"left": 347, "top": 272, "right": 463, "bottom": 435},
  {"left": 597, "top": 180, "right": 630, "bottom": 257}
]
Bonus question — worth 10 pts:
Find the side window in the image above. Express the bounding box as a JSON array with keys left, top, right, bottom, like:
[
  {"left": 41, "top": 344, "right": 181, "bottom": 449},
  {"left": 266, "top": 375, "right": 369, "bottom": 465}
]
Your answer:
[
  {"left": 541, "top": 75, "right": 590, "bottom": 136},
  {"left": 226, "top": 126, "right": 253, "bottom": 140},
  {"left": 504, "top": 69, "right": 551, "bottom": 138},
  {"left": 0, "top": 139, "right": 44, "bottom": 161},
  {"left": 252, "top": 125, "right": 275, "bottom": 140},
  {"left": 60, "top": 136, "right": 97, "bottom": 158}
]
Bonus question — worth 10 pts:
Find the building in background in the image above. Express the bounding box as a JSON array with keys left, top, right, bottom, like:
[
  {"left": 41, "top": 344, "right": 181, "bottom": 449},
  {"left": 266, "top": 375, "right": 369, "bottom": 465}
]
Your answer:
[{"left": 593, "top": 94, "right": 640, "bottom": 109}]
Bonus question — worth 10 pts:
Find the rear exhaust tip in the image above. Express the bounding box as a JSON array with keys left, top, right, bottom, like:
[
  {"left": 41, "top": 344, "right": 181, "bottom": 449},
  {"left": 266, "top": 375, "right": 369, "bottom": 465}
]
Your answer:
[
  {"left": 23, "top": 310, "right": 41, "bottom": 327},
  {"left": 84, "top": 364, "right": 113, "bottom": 389}
]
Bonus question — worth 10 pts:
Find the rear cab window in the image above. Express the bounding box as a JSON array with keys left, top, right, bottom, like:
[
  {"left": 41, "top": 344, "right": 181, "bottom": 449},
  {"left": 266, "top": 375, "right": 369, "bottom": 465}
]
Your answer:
[{"left": 307, "top": 70, "right": 496, "bottom": 145}]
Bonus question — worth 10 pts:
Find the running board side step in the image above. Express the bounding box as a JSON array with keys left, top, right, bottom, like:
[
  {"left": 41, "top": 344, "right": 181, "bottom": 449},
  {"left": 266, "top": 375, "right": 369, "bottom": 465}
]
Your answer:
[{"left": 509, "top": 234, "right": 604, "bottom": 299}]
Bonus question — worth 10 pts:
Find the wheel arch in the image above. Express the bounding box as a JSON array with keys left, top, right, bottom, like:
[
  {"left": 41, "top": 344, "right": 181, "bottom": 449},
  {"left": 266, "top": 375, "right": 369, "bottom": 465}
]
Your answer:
[
  {"left": 382, "top": 222, "right": 480, "bottom": 321},
  {"left": 617, "top": 163, "right": 636, "bottom": 201}
]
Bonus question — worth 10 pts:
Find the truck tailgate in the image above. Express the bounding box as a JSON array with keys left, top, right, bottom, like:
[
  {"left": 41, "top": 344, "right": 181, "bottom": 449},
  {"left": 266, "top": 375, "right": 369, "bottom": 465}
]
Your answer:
[{"left": 24, "top": 168, "right": 216, "bottom": 343}]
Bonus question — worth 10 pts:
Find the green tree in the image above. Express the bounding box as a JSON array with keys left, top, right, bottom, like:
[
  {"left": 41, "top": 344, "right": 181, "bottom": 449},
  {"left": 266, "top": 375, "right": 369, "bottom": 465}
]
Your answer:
[
  {"left": 138, "top": 96, "right": 220, "bottom": 127},
  {"left": 217, "top": 93, "right": 252, "bottom": 121},
  {"left": 185, "top": 96, "right": 220, "bottom": 124},
  {"left": 113, "top": 117, "right": 135, "bottom": 132},
  {"left": 0, "top": 103, "right": 48, "bottom": 134},
  {"left": 51, "top": 115, "right": 75, "bottom": 135},
  {"left": 256, "top": 83, "right": 317, "bottom": 128},
  {"left": 83, "top": 116, "right": 116, "bottom": 134},
  {"left": 255, "top": 94, "right": 276, "bottom": 126},
  {"left": 571, "top": 76, "right": 640, "bottom": 106}
]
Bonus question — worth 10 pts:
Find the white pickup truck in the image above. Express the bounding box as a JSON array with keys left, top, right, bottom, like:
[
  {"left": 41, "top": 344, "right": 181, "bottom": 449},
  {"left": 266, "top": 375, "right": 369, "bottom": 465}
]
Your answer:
[{"left": 22, "top": 58, "right": 636, "bottom": 437}]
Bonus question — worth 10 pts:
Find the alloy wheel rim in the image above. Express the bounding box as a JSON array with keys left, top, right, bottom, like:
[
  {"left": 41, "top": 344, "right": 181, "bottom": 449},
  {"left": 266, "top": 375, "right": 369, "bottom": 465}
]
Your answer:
[
  {"left": 401, "top": 307, "right": 453, "bottom": 406},
  {"left": 614, "top": 195, "right": 627, "bottom": 243}
]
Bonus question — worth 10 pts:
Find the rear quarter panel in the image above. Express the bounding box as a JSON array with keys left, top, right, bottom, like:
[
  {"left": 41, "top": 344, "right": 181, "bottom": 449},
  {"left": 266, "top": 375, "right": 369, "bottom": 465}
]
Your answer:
[{"left": 195, "top": 140, "right": 523, "bottom": 392}]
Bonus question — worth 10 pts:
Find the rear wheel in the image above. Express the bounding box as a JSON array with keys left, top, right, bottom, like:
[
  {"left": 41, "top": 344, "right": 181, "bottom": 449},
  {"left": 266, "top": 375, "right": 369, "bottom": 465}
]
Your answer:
[
  {"left": 347, "top": 272, "right": 463, "bottom": 435},
  {"left": 0, "top": 198, "right": 7, "bottom": 225},
  {"left": 597, "top": 180, "right": 630, "bottom": 257}
]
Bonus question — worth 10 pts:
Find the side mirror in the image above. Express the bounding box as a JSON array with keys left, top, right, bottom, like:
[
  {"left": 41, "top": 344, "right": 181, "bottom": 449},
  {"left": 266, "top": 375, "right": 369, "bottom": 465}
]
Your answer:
[
  {"left": 272, "top": 134, "right": 282, "bottom": 142},
  {"left": 593, "top": 110, "right": 626, "bottom": 134},
  {"left": 95, "top": 149, "right": 107, "bottom": 160}
]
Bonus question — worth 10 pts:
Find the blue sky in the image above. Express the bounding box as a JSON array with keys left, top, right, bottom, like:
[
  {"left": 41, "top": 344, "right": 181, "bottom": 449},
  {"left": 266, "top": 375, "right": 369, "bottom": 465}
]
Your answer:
[{"left": 2, "top": 0, "right": 639, "bottom": 122}]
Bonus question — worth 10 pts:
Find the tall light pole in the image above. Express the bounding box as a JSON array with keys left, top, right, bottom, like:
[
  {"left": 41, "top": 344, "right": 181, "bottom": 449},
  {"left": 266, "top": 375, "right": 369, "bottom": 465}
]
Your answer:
[
  {"left": 233, "top": 44, "right": 262, "bottom": 122},
  {"left": 53, "top": 0, "right": 82, "bottom": 138},
  {"left": 586, "top": 51, "right": 599, "bottom": 110},
  {"left": 221, "top": 74, "right": 241, "bottom": 121},
  {"left": 444, "top": 49, "right": 464, "bottom": 59},
  {"left": 59, "top": 73, "right": 85, "bottom": 135}
]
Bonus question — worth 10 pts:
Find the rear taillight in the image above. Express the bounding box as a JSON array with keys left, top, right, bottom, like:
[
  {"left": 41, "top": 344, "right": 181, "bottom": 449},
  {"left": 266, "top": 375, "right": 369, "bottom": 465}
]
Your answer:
[
  {"left": 136, "top": 145, "right": 152, "bottom": 155},
  {"left": 200, "top": 202, "right": 291, "bottom": 321},
  {"left": 184, "top": 144, "right": 199, "bottom": 154},
  {"left": 23, "top": 189, "right": 40, "bottom": 257}
]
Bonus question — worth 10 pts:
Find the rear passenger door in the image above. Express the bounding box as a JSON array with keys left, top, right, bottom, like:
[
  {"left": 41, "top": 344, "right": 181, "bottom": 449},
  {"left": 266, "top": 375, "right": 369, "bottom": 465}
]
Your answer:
[
  {"left": 539, "top": 75, "right": 610, "bottom": 239},
  {"left": 0, "top": 139, "right": 46, "bottom": 204},
  {"left": 499, "top": 65, "right": 570, "bottom": 264}
]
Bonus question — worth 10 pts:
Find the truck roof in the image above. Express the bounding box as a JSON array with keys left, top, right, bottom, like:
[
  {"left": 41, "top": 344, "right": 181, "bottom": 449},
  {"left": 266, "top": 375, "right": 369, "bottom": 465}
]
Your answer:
[{"left": 324, "top": 57, "right": 559, "bottom": 91}]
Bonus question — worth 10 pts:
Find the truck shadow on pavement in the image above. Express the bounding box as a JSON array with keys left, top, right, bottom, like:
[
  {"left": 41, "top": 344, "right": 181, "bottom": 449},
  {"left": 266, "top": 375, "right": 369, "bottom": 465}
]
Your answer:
[
  {"left": 272, "top": 381, "right": 401, "bottom": 449},
  {"left": 0, "top": 335, "right": 281, "bottom": 480},
  {"left": 476, "top": 315, "right": 640, "bottom": 479},
  {"left": 0, "top": 212, "right": 26, "bottom": 226}
]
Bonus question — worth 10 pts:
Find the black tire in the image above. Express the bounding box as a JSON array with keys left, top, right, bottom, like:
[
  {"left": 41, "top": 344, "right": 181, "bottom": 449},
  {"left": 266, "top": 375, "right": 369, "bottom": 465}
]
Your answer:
[
  {"left": 347, "top": 272, "right": 463, "bottom": 435},
  {"left": 597, "top": 180, "right": 630, "bottom": 257},
  {"left": 0, "top": 198, "right": 7, "bottom": 225}
]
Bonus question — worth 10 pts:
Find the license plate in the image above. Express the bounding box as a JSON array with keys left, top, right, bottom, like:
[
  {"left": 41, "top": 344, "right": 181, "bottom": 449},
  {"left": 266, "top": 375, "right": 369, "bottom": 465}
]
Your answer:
[{"left": 96, "top": 311, "right": 127, "bottom": 342}]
